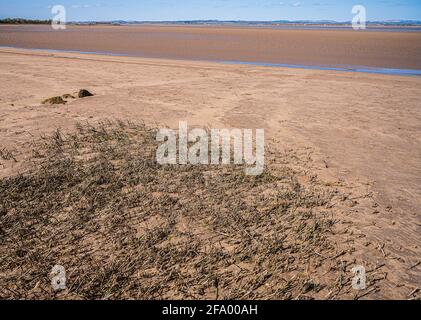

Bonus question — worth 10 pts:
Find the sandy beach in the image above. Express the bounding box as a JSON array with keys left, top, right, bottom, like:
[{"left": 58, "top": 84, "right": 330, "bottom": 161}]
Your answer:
[
  {"left": 0, "top": 46, "right": 420, "bottom": 299},
  {"left": 1, "top": 24, "right": 421, "bottom": 70}
]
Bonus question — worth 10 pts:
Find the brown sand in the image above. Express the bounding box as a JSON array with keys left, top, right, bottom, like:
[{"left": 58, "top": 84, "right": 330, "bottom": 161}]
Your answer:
[
  {"left": 0, "top": 47, "right": 420, "bottom": 299},
  {"left": 1, "top": 24, "right": 421, "bottom": 69}
]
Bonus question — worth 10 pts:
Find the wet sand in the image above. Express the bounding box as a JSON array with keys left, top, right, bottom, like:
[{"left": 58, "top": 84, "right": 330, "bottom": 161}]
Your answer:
[
  {"left": 0, "top": 47, "right": 420, "bottom": 298},
  {"left": 1, "top": 24, "right": 421, "bottom": 70}
]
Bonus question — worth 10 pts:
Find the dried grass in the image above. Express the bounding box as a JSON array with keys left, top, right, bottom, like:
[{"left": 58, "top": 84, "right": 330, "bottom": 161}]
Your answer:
[{"left": 0, "top": 121, "right": 361, "bottom": 300}]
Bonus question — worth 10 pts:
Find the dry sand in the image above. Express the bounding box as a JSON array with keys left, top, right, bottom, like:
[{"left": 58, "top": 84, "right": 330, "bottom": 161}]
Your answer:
[
  {"left": 1, "top": 24, "right": 421, "bottom": 69},
  {"left": 0, "top": 47, "right": 420, "bottom": 299}
]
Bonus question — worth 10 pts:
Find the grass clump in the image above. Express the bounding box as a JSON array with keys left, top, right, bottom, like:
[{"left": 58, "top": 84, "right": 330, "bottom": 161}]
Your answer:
[{"left": 0, "top": 121, "right": 360, "bottom": 300}]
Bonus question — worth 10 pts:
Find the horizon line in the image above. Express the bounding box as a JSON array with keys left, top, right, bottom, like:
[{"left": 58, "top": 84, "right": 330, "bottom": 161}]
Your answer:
[{"left": 2, "top": 18, "right": 421, "bottom": 24}]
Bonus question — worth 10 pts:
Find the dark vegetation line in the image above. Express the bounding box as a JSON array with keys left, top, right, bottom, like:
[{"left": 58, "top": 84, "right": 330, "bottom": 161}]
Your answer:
[{"left": 0, "top": 18, "right": 52, "bottom": 24}]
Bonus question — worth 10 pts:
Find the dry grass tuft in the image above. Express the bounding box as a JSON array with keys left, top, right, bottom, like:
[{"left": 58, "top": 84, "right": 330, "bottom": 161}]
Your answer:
[{"left": 0, "top": 121, "right": 368, "bottom": 300}]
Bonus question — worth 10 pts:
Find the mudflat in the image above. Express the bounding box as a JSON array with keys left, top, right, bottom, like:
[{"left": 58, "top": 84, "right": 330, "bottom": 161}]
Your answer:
[{"left": 1, "top": 24, "right": 421, "bottom": 69}]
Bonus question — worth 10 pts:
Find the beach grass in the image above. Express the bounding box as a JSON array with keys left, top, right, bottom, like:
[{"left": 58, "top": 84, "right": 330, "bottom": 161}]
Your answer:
[{"left": 0, "top": 120, "right": 363, "bottom": 300}]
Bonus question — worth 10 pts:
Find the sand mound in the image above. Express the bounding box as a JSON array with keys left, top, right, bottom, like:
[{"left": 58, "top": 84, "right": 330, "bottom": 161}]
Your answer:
[{"left": 0, "top": 121, "right": 376, "bottom": 300}]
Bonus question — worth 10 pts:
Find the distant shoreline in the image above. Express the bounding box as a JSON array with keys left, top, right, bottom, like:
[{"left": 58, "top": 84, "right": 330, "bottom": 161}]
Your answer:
[
  {"left": 71, "top": 23, "right": 421, "bottom": 32},
  {"left": 1, "top": 22, "right": 421, "bottom": 33},
  {"left": 2, "top": 17, "right": 421, "bottom": 28}
]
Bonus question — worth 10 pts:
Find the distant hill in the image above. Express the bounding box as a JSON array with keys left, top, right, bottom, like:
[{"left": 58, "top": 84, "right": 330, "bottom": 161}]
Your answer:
[{"left": 81, "top": 19, "right": 421, "bottom": 27}]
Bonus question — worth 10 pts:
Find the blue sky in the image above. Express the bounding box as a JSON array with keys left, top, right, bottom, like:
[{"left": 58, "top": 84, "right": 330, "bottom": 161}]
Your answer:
[{"left": 1, "top": 0, "right": 421, "bottom": 21}]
